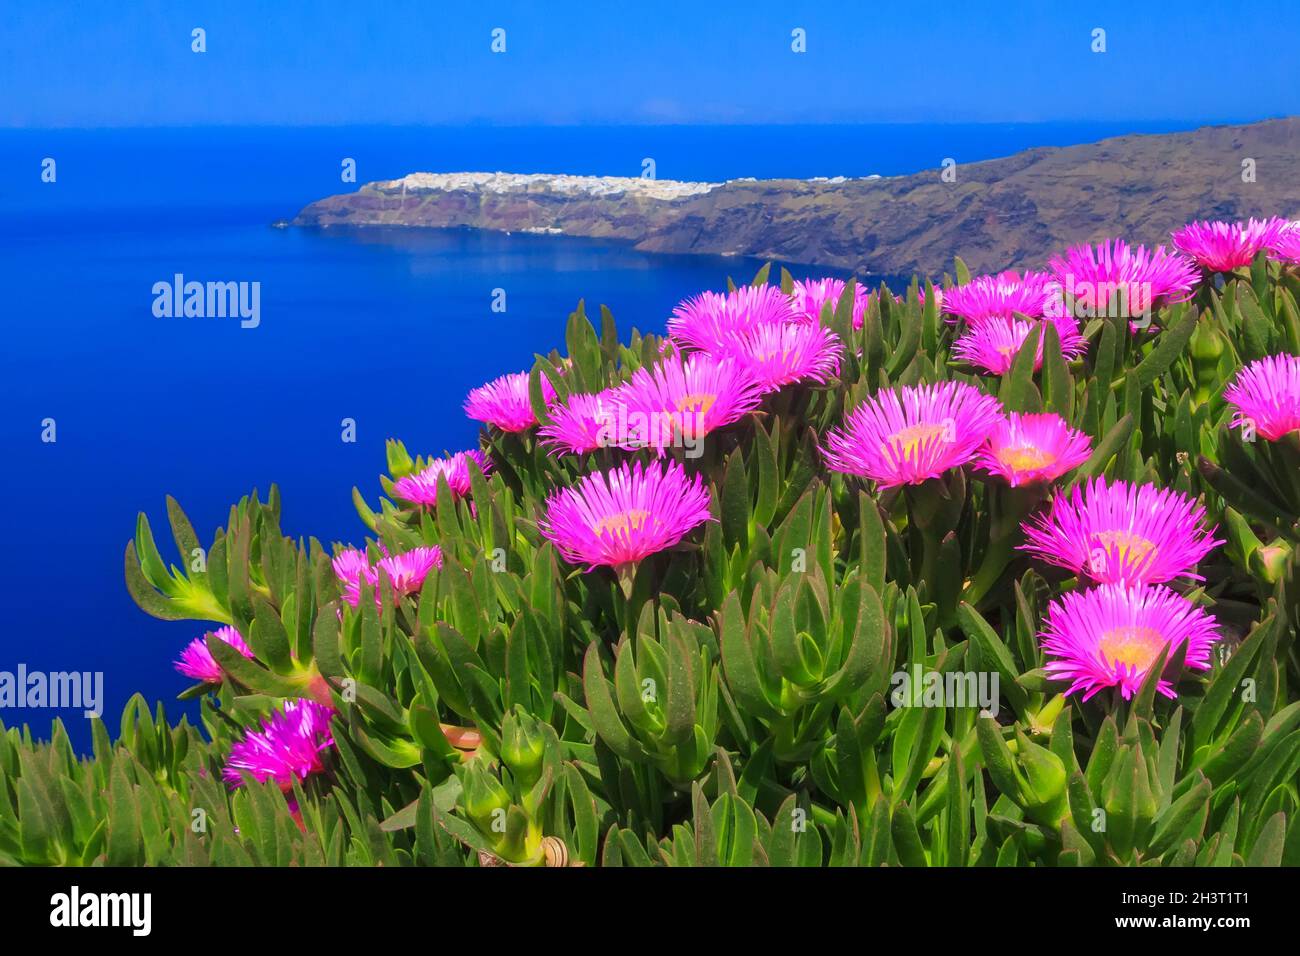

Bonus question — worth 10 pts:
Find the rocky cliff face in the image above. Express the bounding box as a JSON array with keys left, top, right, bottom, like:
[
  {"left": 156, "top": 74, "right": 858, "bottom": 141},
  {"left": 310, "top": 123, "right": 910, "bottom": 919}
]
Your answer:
[{"left": 292, "top": 118, "right": 1300, "bottom": 277}]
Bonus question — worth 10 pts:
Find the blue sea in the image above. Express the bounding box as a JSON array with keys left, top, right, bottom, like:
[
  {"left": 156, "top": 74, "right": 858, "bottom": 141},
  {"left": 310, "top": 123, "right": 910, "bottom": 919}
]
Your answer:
[{"left": 0, "top": 121, "right": 1205, "bottom": 747}]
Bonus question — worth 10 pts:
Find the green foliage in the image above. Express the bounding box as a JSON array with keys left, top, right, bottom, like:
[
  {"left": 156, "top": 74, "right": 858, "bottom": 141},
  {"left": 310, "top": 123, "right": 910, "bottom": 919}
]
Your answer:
[{"left": 8, "top": 258, "right": 1300, "bottom": 867}]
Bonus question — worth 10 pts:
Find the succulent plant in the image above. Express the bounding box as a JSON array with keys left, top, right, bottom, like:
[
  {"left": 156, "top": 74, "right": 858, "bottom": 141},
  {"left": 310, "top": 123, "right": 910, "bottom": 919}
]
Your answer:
[{"left": 6, "top": 223, "right": 1300, "bottom": 867}]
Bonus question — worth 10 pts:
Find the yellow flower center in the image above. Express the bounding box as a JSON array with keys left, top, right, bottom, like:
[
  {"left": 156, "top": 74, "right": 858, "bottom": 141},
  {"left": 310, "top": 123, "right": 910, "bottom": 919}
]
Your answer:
[
  {"left": 888, "top": 422, "right": 950, "bottom": 457},
  {"left": 594, "top": 509, "right": 652, "bottom": 538},
  {"left": 1093, "top": 530, "right": 1157, "bottom": 566},
  {"left": 1098, "top": 626, "right": 1166, "bottom": 671},
  {"left": 997, "top": 444, "right": 1056, "bottom": 472},
  {"left": 676, "top": 392, "right": 717, "bottom": 415}
]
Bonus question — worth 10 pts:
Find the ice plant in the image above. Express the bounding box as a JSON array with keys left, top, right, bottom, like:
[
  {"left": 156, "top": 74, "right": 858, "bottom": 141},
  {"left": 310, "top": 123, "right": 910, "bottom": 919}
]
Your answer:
[
  {"left": 822, "top": 380, "right": 1003, "bottom": 487},
  {"left": 616, "top": 352, "right": 764, "bottom": 453},
  {"left": 538, "top": 390, "right": 623, "bottom": 455},
  {"left": 668, "top": 284, "right": 799, "bottom": 352},
  {"left": 175, "top": 625, "right": 253, "bottom": 684},
  {"left": 85, "top": 221, "right": 1300, "bottom": 870},
  {"left": 391, "top": 450, "right": 492, "bottom": 506},
  {"left": 1040, "top": 583, "right": 1218, "bottom": 700},
  {"left": 941, "top": 270, "right": 1058, "bottom": 324},
  {"left": 1046, "top": 239, "right": 1198, "bottom": 320},
  {"left": 464, "top": 370, "right": 556, "bottom": 432},
  {"left": 975, "top": 412, "right": 1092, "bottom": 487},
  {"left": 728, "top": 319, "right": 842, "bottom": 392},
  {"left": 951, "top": 314, "right": 1086, "bottom": 375},
  {"left": 537, "top": 459, "right": 713, "bottom": 575},
  {"left": 223, "top": 699, "right": 335, "bottom": 791},
  {"left": 375, "top": 546, "right": 443, "bottom": 596},
  {"left": 334, "top": 545, "right": 442, "bottom": 607},
  {"left": 789, "top": 277, "right": 867, "bottom": 330},
  {"left": 1224, "top": 353, "right": 1300, "bottom": 441},
  {"left": 1267, "top": 222, "right": 1300, "bottom": 264},
  {"left": 1020, "top": 478, "right": 1222, "bottom": 585},
  {"left": 332, "top": 547, "right": 374, "bottom": 593},
  {"left": 1171, "top": 217, "right": 1291, "bottom": 272}
]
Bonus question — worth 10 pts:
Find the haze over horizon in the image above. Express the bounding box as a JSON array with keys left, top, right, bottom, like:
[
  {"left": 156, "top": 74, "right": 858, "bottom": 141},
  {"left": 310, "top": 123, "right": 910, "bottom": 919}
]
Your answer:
[{"left": 4, "top": 0, "right": 1298, "bottom": 129}]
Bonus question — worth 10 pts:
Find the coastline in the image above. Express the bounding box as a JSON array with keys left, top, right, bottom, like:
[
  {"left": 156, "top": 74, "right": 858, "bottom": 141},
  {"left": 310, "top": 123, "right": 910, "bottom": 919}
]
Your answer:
[{"left": 292, "top": 116, "right": 1300, "bottom": 276}]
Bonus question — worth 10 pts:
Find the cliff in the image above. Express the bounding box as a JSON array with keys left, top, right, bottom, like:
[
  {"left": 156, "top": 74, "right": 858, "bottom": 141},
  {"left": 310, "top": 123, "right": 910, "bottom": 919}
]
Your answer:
[{"left": 292, "top": 118, "right": 1300, "bottom": 277}]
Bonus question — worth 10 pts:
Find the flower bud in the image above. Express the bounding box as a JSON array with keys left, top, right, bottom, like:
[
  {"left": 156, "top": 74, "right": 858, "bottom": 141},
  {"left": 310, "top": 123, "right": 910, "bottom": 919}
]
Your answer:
[
  {"left": 500, "top": 706, "right": 547, "bottom": 789},
  {"left": 460, "top": 762, "right": 511, "bottom": 836},
  {"left": 385, "top": 439, "right": 417, "bottom": 479},
  {"left": 1190, "top": 318, "right": 1226, "bottom": 401},
  {"left": 1014, "top": 728, "right": 1069, "bottom": 828},
  {"left": 1190, "top": 316, "right": 1226, "bottom": 363},
  {"left": 495, "top": 805, "right": 544, "bottom": 864},
  {"left": 1249, "top": 542, "right": 1292, "bottom": 584}
]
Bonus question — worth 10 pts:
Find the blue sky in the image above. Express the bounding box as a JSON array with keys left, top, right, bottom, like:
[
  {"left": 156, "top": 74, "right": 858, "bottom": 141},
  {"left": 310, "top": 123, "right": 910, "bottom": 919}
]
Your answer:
[{"left": 3, "top": 1, "right": 1297, "bottom": 127}]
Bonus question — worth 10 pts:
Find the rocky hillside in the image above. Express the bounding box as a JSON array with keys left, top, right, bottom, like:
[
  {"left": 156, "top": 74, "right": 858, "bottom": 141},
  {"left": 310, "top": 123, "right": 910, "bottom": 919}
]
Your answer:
[{"left": 292, "top": 118, "right": 1300, "bottom": 277}]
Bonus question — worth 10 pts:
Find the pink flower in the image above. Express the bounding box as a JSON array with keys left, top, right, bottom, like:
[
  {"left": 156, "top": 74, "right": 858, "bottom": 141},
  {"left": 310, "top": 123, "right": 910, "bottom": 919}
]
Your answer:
[
  {"left": 727, "top": 320, "right": 843, "bottom": 392},
  {"left": 952, "top": 314, "right": 1087, "bottom": 375},
  {"left": 332, "top": 547, "right": 376, "bottom": 592},
  {"left": 941, "top": 271, "right": 1059, "bottom": 324},
  {"left": 175, "top": 626, "right": 253, "bottom": 684},
  {"left": 1020, "top": 478, "right": 1222, "bottom": 585},
  {"left": 334, "top": 545, "right": 442, "bottom": 607},
  {"left": 223, "top": 699, "right": 335, "bottom": 791},
  {"left": 538, "top": 460, "right": 714, "bottom": 573},
  {"left": 465, "top": 370, "right": 557, "bottom": 432},
  {"left": 1047, "top": 239, "right": 1198, "bottom": 321},
  {"left": 538, "top": 390, "right": 624, "bottom": 455},
  {"left": 392, "top": 450, "right": 492, "bottom": 506},
  {"left": 1171, "top": 217, "right": 1292, "bottom": 272},
  {"left": 1223, "top": 353, "right": 1300, "bottom": 441},
  {"left": 822, "top": 380, "right": 1004, "bottom": 488},
  {"left": 789, "top": 278, "right": 868, "bottom": 330},
  {"left": 1040, "top": 583, "right": 1218, "bottom": 700},
  {"left": 375, "top": 546, "right": 443, "bottom": 596},
  {"left": 1267, "top": 222, "right": 1300, "bottom": 264},
  {"left": 615, "top": 352, "right": 764, "bottom": 454},
  {"left": 668, "top": 285, "right": 799, "bottom": 352},
  {"left": 974, "top": 412, "right": 1092, "bottom": 487}
]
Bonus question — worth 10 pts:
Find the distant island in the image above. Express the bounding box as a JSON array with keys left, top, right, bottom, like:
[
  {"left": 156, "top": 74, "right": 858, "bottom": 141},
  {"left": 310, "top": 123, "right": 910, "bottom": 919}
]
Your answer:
[{"left": 293, "top": 118, "right": 1300, "bottom": 277}]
